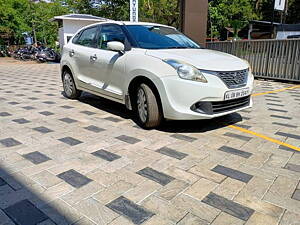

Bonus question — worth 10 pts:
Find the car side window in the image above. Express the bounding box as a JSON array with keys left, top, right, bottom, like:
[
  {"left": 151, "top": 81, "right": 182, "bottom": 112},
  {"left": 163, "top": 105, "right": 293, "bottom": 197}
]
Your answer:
[
  {"left": 75, "top": 26, "right": 98, "bottom": 47},
  {"left": 97, "top": 25, "right": 126, "bottom": 50}
]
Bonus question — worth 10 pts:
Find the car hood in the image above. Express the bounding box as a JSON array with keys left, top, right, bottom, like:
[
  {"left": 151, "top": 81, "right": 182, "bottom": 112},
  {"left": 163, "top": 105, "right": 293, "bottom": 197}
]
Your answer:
[{"left": 145, "top": 49, "right": 248, "bottom": 71}]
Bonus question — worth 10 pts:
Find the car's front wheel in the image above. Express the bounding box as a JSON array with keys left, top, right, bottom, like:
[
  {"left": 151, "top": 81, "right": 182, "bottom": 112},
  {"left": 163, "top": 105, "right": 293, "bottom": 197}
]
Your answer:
[
  {"left": 62, "top": 71, "right": 81, "bottom": 99},
  {"left": 136, "top": 83, "right": 162, "bottom": 128}
]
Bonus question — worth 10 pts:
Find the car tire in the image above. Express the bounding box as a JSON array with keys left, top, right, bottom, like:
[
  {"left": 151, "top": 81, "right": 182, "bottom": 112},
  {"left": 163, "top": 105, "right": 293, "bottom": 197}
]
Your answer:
[
  {"left": 62, "top": 71, "right": 81, "bottom": 99},
  {"left": 136, "top": 83, "right": 162, "bottom": 128}
]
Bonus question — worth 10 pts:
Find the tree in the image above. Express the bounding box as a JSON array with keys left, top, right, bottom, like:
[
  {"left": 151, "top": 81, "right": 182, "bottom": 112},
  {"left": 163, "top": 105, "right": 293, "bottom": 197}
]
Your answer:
[
  {"left": 209, "top": 0, "right": 257, "bottom": 39},
  {"left": 139, "top": 0, "right": 180, "bottom": 28},
  {"left": 32, "top": 0, "right": 70, "bottom": 47},
  {"left": 64, "top": 0, "right": 129, "bottom": 21},
  {"left": 0, "top": 0, "right": 31, "bottom": 45}
]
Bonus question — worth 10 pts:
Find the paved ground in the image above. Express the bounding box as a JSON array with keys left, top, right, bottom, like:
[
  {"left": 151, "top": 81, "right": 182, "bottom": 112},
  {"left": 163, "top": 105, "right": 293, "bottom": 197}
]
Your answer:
[{"left": 0, "top": 62, "right": 300, "bottom": 225}]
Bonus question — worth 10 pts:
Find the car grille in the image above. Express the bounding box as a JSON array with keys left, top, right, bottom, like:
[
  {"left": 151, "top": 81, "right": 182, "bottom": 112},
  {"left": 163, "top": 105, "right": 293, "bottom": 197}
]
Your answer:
[
  {"left": 218, "top": 70, "right": 248, "bottom": 89},
  {"left": 211, "top": 96, "right": 250, "bottom": 113}
]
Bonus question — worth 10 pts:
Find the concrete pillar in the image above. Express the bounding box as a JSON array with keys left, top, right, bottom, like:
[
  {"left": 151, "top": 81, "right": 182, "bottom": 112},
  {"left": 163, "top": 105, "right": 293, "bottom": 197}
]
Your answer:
[{"left": 181, "top": 0, "right": 208, "bottom": 46}]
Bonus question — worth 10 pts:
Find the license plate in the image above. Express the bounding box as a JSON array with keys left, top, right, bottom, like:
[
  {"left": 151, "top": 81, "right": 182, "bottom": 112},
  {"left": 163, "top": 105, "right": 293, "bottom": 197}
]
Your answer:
[{"left": 224, "top": 88, "right": 250, "bottom": 101}]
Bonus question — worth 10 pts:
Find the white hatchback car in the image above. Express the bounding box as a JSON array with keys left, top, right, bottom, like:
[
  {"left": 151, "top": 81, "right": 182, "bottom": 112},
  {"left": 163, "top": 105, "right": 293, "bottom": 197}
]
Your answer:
[{"left": 61, "top": 21, "right": 253, "bottom": 128}]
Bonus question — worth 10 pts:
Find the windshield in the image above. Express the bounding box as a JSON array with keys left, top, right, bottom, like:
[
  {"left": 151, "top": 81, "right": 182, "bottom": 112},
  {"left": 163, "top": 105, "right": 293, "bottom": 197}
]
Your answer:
[{"left": 125, "top": 25, "right": 201, "bottom": 49}]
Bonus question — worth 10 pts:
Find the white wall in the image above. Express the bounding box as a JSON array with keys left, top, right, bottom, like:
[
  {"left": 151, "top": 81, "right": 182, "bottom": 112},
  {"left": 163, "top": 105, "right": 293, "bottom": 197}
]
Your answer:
[{"left": 276, "top": 31, "right": 300, "bottom": 39}]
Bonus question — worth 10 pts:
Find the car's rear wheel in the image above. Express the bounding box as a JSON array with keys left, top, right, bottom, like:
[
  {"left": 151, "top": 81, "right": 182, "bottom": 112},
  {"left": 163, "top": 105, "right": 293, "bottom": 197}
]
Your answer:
[
  {"left": 62, "top": 71, "right": 81, "bottom": 99},
  {"left": 136, "top": 83, "right": 162, "bottom": 128}
]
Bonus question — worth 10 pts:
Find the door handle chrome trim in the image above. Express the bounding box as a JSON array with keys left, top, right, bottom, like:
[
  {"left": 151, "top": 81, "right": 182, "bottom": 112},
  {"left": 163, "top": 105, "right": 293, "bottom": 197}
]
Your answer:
[
  {"left": 69, "top": 50, "right": 75, "bottom": 57},
  {"left": 90, "top": 54, "right": 97, "bottom": 62}
]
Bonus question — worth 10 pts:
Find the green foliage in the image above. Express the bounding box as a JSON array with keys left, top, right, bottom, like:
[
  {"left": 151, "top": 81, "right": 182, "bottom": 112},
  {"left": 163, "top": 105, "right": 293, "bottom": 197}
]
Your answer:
[
  {"left": 0, "top": 0, "right": 31, "bottom": 44},
  {"left": 139, "top": 0, "right": 180, "bottom": 28},
  {"left": 209, "top": 0, "right": 257, "bottom": 38},
  {"left": 33, "top": 0, "right": 70, "bottom": 47},
  {"left": 0, "top": 0, "right": 69, "bottom": 46}
]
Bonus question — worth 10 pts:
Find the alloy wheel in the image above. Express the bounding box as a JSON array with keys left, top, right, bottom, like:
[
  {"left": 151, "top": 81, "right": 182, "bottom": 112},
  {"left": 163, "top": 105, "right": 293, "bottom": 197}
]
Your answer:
[{"left": 137, "top": 88, "right": 148, "bottom": 123}]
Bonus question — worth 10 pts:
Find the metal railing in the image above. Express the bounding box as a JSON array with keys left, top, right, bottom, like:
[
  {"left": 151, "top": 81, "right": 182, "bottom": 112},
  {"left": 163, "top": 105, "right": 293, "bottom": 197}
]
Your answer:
[{"left": 206, "top": 39, "right": 300, "bottom": 82}]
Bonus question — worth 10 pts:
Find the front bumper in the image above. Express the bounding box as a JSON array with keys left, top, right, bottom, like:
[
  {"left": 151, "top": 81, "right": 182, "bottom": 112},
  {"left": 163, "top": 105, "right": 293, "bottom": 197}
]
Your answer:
[{"left": 157, "top": 71, "right": 254, "bottom": 120}]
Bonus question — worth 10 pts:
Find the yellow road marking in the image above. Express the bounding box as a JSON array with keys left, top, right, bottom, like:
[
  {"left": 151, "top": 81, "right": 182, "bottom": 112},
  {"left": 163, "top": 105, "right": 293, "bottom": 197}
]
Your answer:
[
  {"left": 229, "top": 125, "right": 300, "bottom": 152},
  {"left": 252, "top": 85, "right": 300, "bottom": 96},
  {"left": 227, "top": 84, "right": 300, "bottom": 152}
]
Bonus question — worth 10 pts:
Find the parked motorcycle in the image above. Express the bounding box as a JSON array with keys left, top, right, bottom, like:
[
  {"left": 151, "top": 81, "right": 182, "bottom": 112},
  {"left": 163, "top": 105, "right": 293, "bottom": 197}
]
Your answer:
[
  {"left": 12, "top": 45, "right": 60, "bottom": 63},
  {"left": 36, "top": 47, "right": 60, "bottom": 63}
]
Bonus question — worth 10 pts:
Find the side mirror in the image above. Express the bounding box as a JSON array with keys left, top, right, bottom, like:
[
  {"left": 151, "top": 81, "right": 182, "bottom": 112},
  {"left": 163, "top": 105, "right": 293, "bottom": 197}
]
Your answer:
[{"left": 107, "top": 41, "right": 125, "bottom": 53}]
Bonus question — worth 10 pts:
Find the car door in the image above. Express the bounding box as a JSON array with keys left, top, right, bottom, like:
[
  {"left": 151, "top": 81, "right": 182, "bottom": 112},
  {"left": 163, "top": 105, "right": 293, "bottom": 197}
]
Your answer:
[
  {"left": 69, "top": 26, "right": 101, "bottom": 91},
  {"left": 89, "top": 24, "right": 127, "bottom": 100}
]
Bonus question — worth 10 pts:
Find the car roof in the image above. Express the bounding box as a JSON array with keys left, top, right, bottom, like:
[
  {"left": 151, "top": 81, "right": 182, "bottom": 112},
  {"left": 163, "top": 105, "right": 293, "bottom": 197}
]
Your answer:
[{"left": 83, "top": 21, "right": 175, "bottom": 29}]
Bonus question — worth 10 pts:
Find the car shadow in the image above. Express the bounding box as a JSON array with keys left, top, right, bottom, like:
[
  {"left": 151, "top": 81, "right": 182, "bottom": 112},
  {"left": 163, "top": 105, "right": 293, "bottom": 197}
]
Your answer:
[
  {"left": 158, "top": 113, "right": 243, "bottom": 133},
  {"left": 61, "top": 91, "right": 243, "bottom": 133},
  {"left": 0, "top": 165, "right": 75, "bottom": 224}
]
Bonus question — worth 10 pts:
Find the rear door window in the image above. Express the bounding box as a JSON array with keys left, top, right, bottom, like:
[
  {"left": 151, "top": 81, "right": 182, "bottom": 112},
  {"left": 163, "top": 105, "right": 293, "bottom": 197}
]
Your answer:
[{"left": 75, "top": 26, "right": 98, "bottom": 48}]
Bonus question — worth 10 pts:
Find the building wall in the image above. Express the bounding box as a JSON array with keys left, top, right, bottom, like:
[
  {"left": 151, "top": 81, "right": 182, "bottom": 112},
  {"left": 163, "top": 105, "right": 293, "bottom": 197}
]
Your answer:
[{"left": 181, "top": 0, "right": 208, "bottom": 46}]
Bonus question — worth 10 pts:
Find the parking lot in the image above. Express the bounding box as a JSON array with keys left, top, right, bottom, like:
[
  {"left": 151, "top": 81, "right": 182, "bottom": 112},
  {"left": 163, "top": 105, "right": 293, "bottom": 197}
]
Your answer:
[{"left": 0, "top": 62, "right": 300, "bottom": 225}]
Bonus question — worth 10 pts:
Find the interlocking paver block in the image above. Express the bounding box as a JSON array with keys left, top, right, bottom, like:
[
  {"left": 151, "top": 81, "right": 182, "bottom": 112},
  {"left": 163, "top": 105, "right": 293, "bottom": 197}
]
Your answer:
[
  {"left": 60, "top": 105, "right": 73, "bottom": 109},
  {"left": 22, "top": 151, "right": 51, "bottom": 164},
  {"left": 12, "top": 118, "right": 30, "bottom": 124},
  {"left": 8, "top": 101, "right": 19, "bottom": 105},
  {"left": 272, "top": 122, "right": 297, "bottom": 128},
  {"left": 284, "top": 163, "right": 300, "bottom": 173},
  {"left": 270, "top": 115, "right": 292, "bottom": 120},
  {"left": 106, "top": 196, "right": 155, "bottom": 225},
  {"left": 58, "top": 137, "right": 82, "bottom": 146},
  {"left": 0, "top": 112, "right": 11, "bottom": 116},
  {"left": 33, "top": 126, "right": 53, "bottom": 134},
  {"left": 92, "top": 149, "right": 121, "bottom": 161},
  {"left": 43, "top": 101, "right": 55, "bottom": 104},
  {"left": 84, "top": 125, "right": 105, "bottom": 133},
  {"left": 156, "top": 147, "right": 188, "bottom": 160},
  {"left": 170, "top": 134, "right": 197, "bottom": 142},
  {"left": 57, "top": 169, "right": 92, "bottom": 188},
  {"left": 268, "top": 108, "right": 288, "bottom": 113},
  {"left": 116, "top": 135, "right": 141, "bottom": 144},
  {"left": 218, "top": 146, "right": 252, "bottom": 158},
  {"left": 80, "top": 111, "right": 96, "bottom": 115},
  {"left": 3, "top": 200, "right": 49, "bottom": 225},
  {"left": 292, "top": 190, "right": 300, "bottom": 201},
  {"left": 0, "top": 138, "right": 22, "bottom": 147},
  {"left": 177, "top": 213, "right": 209, "bottom": 225},
  {"left": 137, "top": 167, "right": 175, "bottom": 186},
  {"left": 39, "top": 111, "right": 54, "bottom": 116},
  {"left": 156, "top": 179, "right": 189, "bottom": 201},
  {"left": 104, "top": 117, "right": 122, "bottom": 122},
  {"left": 223, "top": 132, "right": 252, "bottom": 141},
  {"left": 22, "top": 106, "right": 35, "bottom": 110},
  {"left": 276, "top": 132, "right": 300, "bottom": 140},
  {"left": 212, "top": 165, "right": 253, "bottom": 183},
  {"left": 59, "top": 117, "right": 77, "bottom": 123},
  {"left": 202, "top": 192, "right": 254, "bottom": 221}
]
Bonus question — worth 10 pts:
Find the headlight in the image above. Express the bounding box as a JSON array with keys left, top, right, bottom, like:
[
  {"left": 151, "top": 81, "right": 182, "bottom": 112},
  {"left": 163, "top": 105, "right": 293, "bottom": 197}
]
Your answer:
[
  {"left": 243, "top": 59, "right": 252, "bottom": 74},
  {"left": 163, "top": 59, "right": 207, "bottom": 83}
]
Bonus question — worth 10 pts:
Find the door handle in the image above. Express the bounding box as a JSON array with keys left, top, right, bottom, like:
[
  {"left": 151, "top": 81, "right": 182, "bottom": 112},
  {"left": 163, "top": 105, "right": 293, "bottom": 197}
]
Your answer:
[
  {"left": 90, "top": 54, "right": 97, "bottom": 62},
  {"left": 69, "top": 50, "right": 75, "bottom": 57}
]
